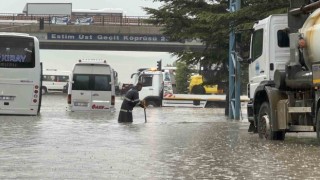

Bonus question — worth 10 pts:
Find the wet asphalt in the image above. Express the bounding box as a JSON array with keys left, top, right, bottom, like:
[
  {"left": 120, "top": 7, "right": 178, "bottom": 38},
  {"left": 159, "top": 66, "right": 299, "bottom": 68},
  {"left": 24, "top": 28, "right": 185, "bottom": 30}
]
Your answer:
[{"left": 1, "top": 94, "right": 320, "bottom": 179}]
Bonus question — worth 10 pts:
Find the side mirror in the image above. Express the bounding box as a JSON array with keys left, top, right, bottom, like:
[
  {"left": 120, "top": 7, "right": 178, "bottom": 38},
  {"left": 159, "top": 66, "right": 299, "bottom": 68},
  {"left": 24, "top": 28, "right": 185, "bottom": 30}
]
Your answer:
[
  {"left": 130, "top": 73, "right": 136, "bottom": 79},
  {"left": 236, "top": 52, "right": 252, "bottom": 64},
  {"left": 235, "top": 29, "right": 252, "bottom": 63}
]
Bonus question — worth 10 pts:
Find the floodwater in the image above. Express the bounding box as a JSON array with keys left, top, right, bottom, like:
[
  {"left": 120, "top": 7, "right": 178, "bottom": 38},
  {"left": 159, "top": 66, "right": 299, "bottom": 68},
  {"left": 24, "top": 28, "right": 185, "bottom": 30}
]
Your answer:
[{"left": 1, "top": 94, "right": 320, "bottom": 179}]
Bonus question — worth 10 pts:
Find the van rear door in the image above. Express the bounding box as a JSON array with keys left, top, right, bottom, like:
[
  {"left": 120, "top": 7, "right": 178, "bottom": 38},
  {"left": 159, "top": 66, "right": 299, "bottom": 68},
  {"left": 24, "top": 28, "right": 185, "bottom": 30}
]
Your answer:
[
  {"left": 91, "top": 74, "right": 112, "bottom": 110},
  {"left": 90, "top": 65, "right": 113, "bottom": 110},
  {"left": 71, "top": 74, "right": 92, "bottom": 110}
]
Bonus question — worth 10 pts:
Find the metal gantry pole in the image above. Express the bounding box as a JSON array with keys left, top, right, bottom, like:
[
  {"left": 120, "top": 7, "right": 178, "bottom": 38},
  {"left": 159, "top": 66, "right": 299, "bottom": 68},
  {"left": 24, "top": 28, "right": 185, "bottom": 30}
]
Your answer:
[{"left": 228, "top": 0, "right": 241, "bottom": 120}]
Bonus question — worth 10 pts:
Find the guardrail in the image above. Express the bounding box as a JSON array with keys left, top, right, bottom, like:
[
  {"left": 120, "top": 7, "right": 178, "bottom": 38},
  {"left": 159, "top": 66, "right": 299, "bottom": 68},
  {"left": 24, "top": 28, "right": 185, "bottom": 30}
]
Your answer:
[{"left": 0, "top": 13, "right": 155, "bottom": 26}]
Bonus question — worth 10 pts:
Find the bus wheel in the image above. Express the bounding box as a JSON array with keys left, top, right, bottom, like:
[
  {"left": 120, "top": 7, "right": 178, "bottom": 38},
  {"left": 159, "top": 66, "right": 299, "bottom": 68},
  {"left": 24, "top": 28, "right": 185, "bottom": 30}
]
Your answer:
[{"left": 42, "top": 87, "right": 47, "bottom": 95}]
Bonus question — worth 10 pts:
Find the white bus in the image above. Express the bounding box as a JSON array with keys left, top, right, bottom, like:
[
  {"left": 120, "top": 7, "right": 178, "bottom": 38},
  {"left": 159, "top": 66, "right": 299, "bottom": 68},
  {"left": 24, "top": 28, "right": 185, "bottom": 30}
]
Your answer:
[
  {"left": 67, "top": 60, "right": 116, "bottom": 111},
  {"left": 42, "top": 69, "right": 70, "bottom": 94},
  {"left": 0, "top": 33, "right": 42, "bottom": 115}
]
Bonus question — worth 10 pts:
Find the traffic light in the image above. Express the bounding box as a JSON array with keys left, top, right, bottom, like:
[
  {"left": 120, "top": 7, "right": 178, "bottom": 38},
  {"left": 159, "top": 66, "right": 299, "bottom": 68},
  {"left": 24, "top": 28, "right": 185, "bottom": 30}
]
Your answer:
[{"left": 157, "top": 60, "right": 162, "bottom": 71}]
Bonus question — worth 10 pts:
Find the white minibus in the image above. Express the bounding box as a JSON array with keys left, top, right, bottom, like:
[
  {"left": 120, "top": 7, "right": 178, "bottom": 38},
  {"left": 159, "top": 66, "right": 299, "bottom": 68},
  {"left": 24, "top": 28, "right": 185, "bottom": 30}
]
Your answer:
[
  {"left": 42, "top": 69, "right": 70, "bottom": 94},
  {"left": 67, "top": 60, "right": 115, "bottom": 111},
  {"left": 0, "top": 33, "right": 42, "bottom": 115}
]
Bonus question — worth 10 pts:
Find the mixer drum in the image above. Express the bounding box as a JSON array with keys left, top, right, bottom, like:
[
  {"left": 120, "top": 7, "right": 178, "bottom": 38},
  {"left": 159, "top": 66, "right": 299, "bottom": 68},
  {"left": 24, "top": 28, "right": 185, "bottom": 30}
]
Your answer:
[{"left": 300, "top": 8, "right": 320, "bottom": 70}]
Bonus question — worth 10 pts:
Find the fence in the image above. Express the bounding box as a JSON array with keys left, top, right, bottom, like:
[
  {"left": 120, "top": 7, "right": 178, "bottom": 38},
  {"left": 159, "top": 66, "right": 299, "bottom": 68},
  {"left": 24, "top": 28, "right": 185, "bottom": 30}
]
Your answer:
[{"left": 0, "top": 13, "right": 155, "bottom": 26}]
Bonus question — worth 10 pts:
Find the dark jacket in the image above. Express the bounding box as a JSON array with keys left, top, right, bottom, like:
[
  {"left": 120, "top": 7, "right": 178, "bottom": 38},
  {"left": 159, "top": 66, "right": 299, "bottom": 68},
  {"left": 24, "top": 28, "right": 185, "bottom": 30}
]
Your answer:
[{"left": 118, "top": 87, "right": 141, "bottom": 122}]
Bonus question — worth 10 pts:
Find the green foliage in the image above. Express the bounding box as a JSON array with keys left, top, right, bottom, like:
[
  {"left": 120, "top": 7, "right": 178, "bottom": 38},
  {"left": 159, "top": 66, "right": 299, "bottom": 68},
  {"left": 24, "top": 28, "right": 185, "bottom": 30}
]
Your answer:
[
  {"left": 144, "top": 0, "right": 290, "bottom": 93},
  {"left": 175, "top": 61, "right": 191, "bottom": 93}
]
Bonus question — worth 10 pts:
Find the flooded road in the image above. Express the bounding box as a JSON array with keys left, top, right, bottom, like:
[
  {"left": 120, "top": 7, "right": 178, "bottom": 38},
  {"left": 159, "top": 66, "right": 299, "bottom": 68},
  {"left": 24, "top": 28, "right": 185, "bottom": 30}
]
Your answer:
[{"left": 1, "top": 94, "right": 320, "bottom": 179}]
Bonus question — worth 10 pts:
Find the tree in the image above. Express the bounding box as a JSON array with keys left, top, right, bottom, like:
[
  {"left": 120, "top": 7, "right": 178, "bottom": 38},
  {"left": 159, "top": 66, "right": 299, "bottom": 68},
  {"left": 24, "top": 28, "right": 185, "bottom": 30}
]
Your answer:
[
  {"left": 144, "top": 0, "right": 289, "bottom": 93},
  {"left": 175, "top": 61, "right": 191, "bottom": 93}
]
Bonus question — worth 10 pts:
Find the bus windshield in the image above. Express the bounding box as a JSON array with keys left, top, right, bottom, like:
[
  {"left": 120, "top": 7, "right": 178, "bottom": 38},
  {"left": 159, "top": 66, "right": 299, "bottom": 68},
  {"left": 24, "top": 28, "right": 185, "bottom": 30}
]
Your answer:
[{"left": 0, "top": 36, "right": 35, "bottom": 68}]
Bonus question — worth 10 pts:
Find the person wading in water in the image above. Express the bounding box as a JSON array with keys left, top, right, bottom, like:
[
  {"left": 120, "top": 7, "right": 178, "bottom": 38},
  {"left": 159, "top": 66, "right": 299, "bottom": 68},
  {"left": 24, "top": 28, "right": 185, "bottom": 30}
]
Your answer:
[{"left": 118, "top": 82, "right": 145, "bottom": 123}]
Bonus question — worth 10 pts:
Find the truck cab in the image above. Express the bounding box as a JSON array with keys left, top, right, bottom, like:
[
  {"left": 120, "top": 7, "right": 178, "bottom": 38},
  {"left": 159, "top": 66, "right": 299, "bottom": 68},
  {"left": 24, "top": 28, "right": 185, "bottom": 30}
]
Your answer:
[
  {"left": 245, "top": 15, "right": 290, "bottom": 129},
  {"left": 131, "top": 68, "right": 163, "bottom": 107},
  {"left": 248, "top": 15, "right": 290, "bottom": 99},
  {"left": 137, "top": 69, "right": 163, "bottom": 107}
]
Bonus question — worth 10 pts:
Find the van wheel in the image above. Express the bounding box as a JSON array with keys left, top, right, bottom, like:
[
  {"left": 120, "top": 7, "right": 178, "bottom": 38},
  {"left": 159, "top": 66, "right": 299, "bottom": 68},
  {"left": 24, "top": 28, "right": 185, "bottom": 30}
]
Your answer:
[
  {"left": 191, "top": 85, "right": 206, "bottom": 94},
  {"left": 42, "top": 87, "right": 47, "bottom": 95}
]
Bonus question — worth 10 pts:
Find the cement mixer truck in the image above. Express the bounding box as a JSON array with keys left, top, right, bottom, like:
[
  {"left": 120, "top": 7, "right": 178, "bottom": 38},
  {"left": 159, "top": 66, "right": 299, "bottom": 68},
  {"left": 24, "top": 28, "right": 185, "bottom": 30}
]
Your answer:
[{"left": 239, "top": 0, "right": 320, "bottom": 140}]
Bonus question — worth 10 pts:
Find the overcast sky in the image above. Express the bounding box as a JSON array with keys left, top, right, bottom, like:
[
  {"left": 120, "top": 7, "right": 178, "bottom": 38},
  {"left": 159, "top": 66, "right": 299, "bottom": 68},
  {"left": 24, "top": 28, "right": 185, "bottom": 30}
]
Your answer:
[
  {"left": 0, "top": 0, "right": 174, "bottom": 84},
  {"left": 0, "top": 0, "right": 162, "bottom": 16}
]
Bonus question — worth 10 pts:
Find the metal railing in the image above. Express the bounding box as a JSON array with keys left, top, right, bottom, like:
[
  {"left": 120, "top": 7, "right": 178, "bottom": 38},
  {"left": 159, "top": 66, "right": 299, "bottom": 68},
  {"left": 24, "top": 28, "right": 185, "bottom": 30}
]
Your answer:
[{"left": 0, "top": 13, "right": 156, "bottom": 26}]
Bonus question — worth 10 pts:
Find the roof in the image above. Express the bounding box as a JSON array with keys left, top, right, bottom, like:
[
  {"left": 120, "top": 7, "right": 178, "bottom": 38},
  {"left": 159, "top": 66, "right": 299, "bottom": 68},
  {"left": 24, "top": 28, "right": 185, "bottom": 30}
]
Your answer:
[{"left": 72, "top": 8, "right": 124, "bottom": 16}]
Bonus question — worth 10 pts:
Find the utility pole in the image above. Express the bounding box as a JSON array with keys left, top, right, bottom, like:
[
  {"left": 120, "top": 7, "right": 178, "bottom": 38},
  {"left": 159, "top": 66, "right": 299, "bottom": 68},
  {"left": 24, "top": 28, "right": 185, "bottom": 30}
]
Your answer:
[{"left": 228, "top": 0, "right": 241, "bottom": 120}]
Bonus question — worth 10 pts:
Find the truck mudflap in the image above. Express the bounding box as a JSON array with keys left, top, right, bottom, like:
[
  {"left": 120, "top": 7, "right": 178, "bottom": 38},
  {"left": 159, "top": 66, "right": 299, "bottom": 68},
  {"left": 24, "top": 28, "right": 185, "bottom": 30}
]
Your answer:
[{"left": 247, "top": 101, "right": 254, "bottom": 122}]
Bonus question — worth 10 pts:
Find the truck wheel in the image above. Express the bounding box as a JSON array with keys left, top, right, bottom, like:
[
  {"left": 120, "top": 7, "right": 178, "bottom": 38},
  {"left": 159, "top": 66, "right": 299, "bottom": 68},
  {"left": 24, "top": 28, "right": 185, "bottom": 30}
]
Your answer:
[
  {"left": 258, "top": 102, "right": 285, "bottom": 140},
  {"left": 316, "top": 109, "right": 320, "bottom": 143},
  {"left": 146, "top": 101, "right": 157, "bottom": 107},
  {"left": 191, "top": 85, "right": 206, "bottom": 94}
]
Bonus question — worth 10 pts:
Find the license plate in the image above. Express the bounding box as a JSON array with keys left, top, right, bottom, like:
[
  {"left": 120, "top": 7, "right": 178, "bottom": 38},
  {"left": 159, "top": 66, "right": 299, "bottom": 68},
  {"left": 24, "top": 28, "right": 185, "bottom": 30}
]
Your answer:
[
  {"left": 74, "top": 102, "right": 88, "bottom": 107},
  {"left": 0, "top": 96, "right": 15, "bottom": 101}
]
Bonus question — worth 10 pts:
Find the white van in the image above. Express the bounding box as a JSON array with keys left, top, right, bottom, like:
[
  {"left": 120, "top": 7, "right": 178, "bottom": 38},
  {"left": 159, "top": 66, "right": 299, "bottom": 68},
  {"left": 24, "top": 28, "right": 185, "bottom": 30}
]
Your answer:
[
  {"left": 67, "top": 60, "right": 116, "bottom": 111},
  {"left": 42, "top": 69, "right": 70, "bottom": 94}
]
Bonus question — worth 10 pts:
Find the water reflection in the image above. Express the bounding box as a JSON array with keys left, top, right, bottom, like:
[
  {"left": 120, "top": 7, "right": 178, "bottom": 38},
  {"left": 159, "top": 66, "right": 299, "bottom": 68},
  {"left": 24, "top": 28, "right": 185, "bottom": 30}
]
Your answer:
[{"left": 1, "top": 94, "right": 320, "bottom": 179}]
